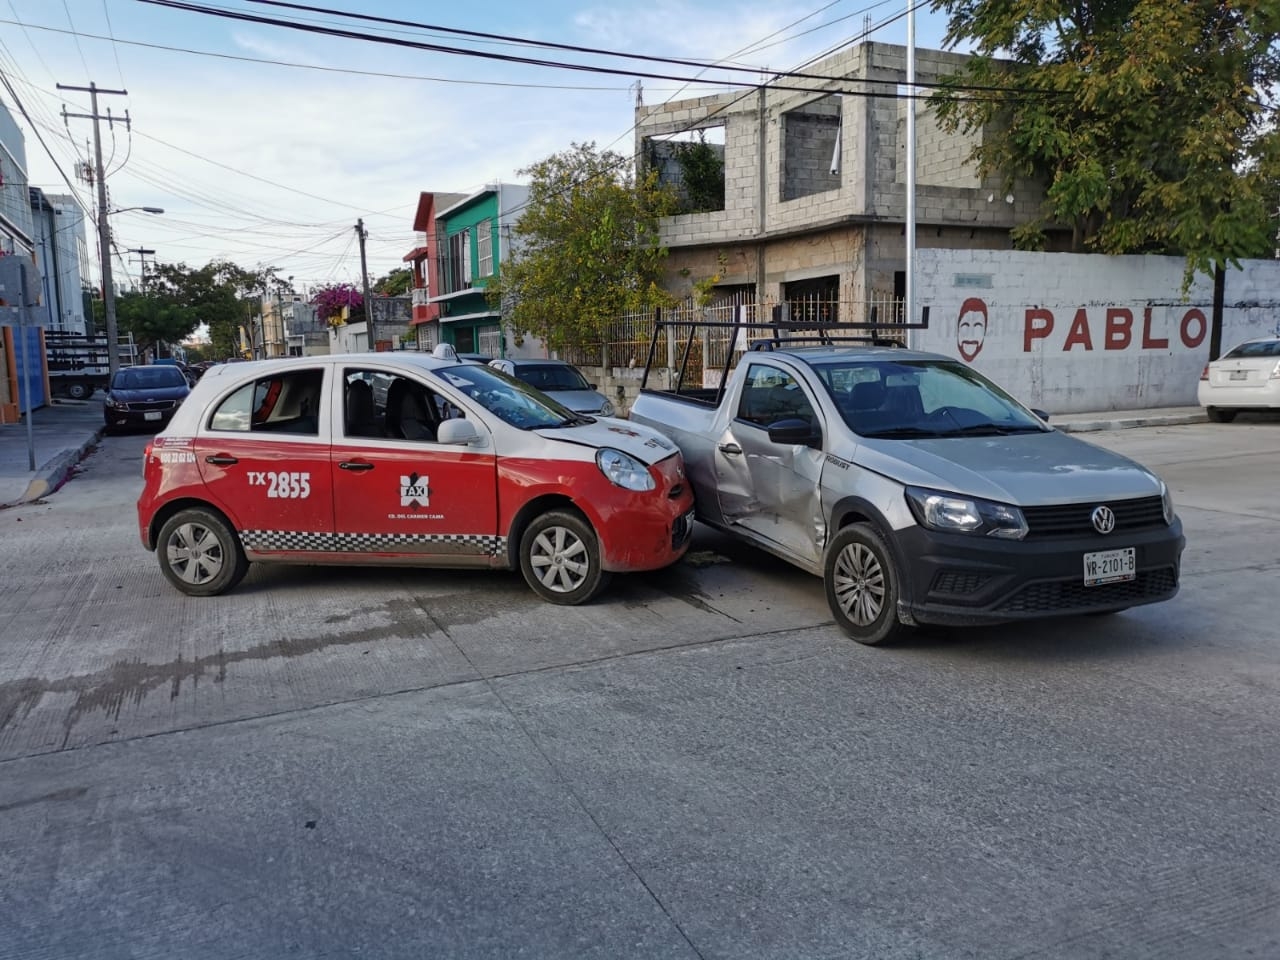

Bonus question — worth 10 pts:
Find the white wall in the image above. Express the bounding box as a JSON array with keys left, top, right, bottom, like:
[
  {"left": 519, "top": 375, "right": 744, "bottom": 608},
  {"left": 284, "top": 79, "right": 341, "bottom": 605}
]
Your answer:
[{"left": 913, "top": 250, "right": 1280, "bottom": 413}]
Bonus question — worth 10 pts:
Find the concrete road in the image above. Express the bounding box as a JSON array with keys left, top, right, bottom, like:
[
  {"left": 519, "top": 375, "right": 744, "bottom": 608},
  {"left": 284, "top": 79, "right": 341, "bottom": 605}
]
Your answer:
[{"left": 0, "top": 423, "right": 1277, "bottom": 959}]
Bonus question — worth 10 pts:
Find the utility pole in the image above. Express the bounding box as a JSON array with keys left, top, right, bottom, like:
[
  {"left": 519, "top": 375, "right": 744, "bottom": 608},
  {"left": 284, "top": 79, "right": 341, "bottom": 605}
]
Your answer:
[
  {"left": 59, "top": 81, "right": 128, "bottom": 378},
  {"left": 356, "top": 218, "right": 375, "bottom": 351},
  {"left": 128, "top": 247, "right": 155, "bottom": 291}
]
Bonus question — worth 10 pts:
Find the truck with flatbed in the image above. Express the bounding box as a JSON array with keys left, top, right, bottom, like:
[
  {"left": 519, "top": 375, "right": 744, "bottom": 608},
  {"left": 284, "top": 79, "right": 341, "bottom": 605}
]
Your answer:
[
  {"left": 44, "top": 331, "right": 137, "bottom": 399},
  {"left": 628, "top": 318, "right": 1185, "bottom": 644}
]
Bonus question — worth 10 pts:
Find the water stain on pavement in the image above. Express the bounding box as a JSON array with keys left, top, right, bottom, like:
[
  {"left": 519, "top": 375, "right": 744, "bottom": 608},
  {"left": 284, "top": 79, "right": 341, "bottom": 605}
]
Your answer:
[
  {"left": 0, "top": 786, "right": 89, "bottom": 812},
  {"left": 0, "top": 592, "right": 497, "bottom": 748}
]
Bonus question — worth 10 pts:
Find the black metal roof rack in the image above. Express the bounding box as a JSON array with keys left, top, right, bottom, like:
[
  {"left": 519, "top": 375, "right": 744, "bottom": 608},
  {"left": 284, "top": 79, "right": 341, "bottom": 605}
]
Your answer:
[{"left": 640, "top": 303, "right": 930, "bottom": 405}]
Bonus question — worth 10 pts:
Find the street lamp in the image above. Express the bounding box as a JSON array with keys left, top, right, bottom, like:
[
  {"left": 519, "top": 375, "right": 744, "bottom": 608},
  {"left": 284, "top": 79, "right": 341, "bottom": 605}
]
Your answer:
[{"left": 99, "top": 205, "right": 163, "bottom": 378}]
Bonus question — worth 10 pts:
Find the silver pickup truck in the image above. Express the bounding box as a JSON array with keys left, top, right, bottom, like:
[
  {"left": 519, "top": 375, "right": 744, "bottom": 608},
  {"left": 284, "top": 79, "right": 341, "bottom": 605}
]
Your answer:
[{"left": 629, "top": 343, "right": 1185, "bottom": 644}]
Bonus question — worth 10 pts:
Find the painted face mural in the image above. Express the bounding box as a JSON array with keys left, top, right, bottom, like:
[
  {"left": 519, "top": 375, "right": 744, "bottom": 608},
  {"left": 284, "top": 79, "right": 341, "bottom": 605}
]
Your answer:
[{"left": 956, "top": 297, "right": 988, "bottom": 362}]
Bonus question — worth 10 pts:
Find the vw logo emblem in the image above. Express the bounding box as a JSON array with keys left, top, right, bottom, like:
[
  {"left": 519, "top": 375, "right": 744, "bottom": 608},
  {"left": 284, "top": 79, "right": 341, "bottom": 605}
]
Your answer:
[{"left": 1091, "top": 505, "right": 1116, "bottom": 535}]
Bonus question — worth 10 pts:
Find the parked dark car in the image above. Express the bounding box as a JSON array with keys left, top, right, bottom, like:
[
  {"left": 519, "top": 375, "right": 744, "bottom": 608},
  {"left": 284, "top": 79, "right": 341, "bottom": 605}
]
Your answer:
[{"left": 104, "top": 365, "right": 191, "bottom": 431}]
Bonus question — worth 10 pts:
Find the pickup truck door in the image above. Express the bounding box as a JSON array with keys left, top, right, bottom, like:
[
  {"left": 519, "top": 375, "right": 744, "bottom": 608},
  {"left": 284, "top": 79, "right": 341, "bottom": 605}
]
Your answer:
[{"left": 715, "top": 362, "right": 826, "bottom": 564}]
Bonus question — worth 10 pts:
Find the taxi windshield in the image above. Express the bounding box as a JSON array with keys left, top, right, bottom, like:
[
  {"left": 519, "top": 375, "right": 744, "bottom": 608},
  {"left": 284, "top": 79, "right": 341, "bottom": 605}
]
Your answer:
[{"left": 430, "top": 364, "right": 576, "bottom": 429}]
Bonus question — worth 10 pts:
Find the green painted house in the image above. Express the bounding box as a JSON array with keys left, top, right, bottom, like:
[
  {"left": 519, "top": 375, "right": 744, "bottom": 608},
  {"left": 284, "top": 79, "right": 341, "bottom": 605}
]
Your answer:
[{"left": 429, "top": 183, "right": 530, "bottom": 358}]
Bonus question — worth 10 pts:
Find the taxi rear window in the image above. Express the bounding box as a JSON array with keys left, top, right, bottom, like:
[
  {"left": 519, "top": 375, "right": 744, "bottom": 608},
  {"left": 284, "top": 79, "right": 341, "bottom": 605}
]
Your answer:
[{"left": 210, "top": 369, "right": 324, "bottom": 435}]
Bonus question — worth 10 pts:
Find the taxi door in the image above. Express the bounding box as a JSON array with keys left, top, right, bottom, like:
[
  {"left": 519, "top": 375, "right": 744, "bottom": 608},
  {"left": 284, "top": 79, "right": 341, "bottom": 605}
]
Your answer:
[
  {"left": 329, "top": 366, "right": 499, "bottom": 564},
  {"left": 194, "top": 366, "right": 334, "bottom": 551}
]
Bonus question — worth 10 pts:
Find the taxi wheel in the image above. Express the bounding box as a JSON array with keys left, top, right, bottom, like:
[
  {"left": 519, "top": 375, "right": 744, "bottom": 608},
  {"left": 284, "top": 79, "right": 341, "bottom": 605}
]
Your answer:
[
  {"left": 519, "top": 510, "right": 610, "bottom": 605},
  {"left": 825, "top": 523, "right": 904, "bottom": 646},
  {"left": 157, "top": 508, "right": 249, "bottom": 597},
  {"left": 1206, "top": 407, "right": 1237, "bottom": 423}
]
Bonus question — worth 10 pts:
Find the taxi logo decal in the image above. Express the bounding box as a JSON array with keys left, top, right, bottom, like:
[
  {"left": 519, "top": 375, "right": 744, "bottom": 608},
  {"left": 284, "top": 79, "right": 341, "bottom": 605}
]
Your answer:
[{"left": 400, "top": 471, "right": 430, "bottom": 509}]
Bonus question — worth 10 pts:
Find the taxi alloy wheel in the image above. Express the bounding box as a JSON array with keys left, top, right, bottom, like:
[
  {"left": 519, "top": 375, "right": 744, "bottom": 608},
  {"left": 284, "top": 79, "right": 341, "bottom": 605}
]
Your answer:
[
  {"left": 824, "top": 522, "right": 904, "bottom": 645},
  {"left": 157, "top": 508, "right": 249, "bottom": 597},
  {"left": 519, "top": 510, "right": 610, "bottom": 605}
]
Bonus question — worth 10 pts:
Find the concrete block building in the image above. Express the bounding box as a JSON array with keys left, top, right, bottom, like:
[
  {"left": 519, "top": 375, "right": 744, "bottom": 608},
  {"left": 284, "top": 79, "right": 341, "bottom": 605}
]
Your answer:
[{"left": 635, "top": 41, "right": 1063, "bottom": 319}]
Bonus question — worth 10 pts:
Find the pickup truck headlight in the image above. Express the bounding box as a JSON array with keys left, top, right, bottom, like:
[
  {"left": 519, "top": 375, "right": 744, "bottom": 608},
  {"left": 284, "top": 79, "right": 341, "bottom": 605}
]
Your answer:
[
  {"left": 597, "top": 448, "right": 655, "bottom": 491},
  {"left": 1160, "top": 481, "right": 1175, "bottom": 525},
  {"left": 599, "top": 399, "right": 615, "bottom": 417},
  {"left": 905, "top": 486, "right": 1028, "bottom": 540}
]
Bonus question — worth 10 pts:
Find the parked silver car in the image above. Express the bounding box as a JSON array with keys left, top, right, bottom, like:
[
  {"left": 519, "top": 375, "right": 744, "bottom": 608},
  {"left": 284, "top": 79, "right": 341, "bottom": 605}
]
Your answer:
[{"left": 487, "top": 358, "right": 615, "bottom": 417}]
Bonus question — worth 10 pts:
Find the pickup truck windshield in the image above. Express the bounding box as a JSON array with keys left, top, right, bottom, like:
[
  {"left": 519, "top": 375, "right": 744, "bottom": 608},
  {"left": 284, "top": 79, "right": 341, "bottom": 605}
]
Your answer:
[
  {"left": 811, "top": 359, "right": 1047, "bottom": 438},
  {"left": 430, "top": 364, "right": 577, "bottom": 430}
]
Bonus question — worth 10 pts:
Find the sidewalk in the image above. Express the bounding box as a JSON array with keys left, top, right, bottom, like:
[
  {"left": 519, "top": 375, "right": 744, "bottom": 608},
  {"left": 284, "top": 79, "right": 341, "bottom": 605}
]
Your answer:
[
  {"left": 0, "top": 399, "right": 1210, "bottom": 509},
  {"left": 0, "top": 398, "right": 105, "bottom": 508}
]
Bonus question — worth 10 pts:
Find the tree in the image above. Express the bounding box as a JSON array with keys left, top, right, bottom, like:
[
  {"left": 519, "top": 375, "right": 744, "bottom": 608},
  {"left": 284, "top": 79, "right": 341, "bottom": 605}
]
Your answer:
[
  {"left": 931, "top": 1, "right": 1280, "bottom": 279},
  {"left": 486, "top": 142, "right": 677, "bottom": 352},
  {"left": 311, "top": 283, "right": 364, "bottom": 326},
  {"left": 115, "top": 290, "right": 198, "bottom": 358},
  {"left": 146, "top": 260, "right": 289, "bottom": 359},
  {"left": 374, "top": 267, "right": 413, "bottom": 297}
]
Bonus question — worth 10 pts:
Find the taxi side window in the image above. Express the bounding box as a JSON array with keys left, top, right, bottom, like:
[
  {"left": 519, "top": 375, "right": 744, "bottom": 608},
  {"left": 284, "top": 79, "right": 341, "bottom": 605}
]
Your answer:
[
  {"left": 209, "top": 370, "right": 324, "bottom": 435},
  {"left": 343, "top": 368, "right": 462, "bottom": 443}
]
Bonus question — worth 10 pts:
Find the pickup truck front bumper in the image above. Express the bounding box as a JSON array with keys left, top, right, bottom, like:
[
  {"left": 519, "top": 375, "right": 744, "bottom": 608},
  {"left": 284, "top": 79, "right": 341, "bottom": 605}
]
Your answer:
[{"left": 891, "top": 518, "right": 1185, "bottom": 627}]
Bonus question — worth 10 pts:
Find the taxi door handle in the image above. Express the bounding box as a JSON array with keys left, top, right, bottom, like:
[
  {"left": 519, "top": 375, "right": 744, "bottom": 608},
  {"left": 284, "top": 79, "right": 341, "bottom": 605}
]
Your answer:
[
  {"left": 205, "top": 454, "right": 238, "bottom": 465},
  {"left": 718, "top": 443, "right": 743, "bottom": 456},
  {"left": 339, "top": 460, "right": 375, "bottom": 472}
]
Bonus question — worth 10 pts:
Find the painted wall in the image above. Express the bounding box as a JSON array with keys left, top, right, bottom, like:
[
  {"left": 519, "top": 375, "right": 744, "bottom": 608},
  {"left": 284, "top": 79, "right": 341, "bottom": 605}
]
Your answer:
[{"left": 913, "top": 250, "right": 1280, "bottom": 413}]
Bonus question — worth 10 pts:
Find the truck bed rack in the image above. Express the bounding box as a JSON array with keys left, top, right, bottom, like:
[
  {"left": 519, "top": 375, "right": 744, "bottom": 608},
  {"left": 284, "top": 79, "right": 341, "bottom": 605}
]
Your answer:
[{"left": 640, "top": 304, "right": 930, "bottom": 407}]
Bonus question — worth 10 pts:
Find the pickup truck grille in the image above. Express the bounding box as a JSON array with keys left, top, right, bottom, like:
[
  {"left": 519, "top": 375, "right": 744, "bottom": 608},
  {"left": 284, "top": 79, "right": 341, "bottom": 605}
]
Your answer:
[
  {"left": 1022, "top": 496, "right": 1166, "bottom": 538},
  {"left": 996, "top": 567, "right": 1177, "bottom": 614}
]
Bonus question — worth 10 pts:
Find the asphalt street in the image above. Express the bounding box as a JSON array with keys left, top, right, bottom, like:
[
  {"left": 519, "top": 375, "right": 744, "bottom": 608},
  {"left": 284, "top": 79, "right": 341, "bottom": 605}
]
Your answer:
[{"left": 0, "top": 422, "right": 1277, "bottom": 959}]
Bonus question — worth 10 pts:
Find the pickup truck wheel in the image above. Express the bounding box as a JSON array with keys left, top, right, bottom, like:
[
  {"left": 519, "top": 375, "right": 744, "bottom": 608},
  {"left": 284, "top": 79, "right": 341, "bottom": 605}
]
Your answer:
[
  {"left": 519, "top": 510, "right": 610, "bottom": 605},
  {"left": 66, "top": 381, "right": 92, "bottom": 400},
  {"left": 825, "top": 523, "right": 904, "bottom": 645},
  {"left": 157, "top": 508, "right": 249, "bottom": 597}
]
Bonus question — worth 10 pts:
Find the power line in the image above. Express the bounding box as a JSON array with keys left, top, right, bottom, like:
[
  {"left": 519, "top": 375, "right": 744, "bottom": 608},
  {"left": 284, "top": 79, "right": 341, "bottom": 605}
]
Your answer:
[
  {"left": 0, "top": 18, "right": 640, "bottom": 92},
  {"left": 99, "top": 0, "right": 128, "bottom": 89},
  {"left": 59, "top": 0, "right": 92, "bottom": 79},
  {"left": 246, "top": 0, "right": 1049, "bottom": 96},
  {"left": 138, "top": 0, "right": 1054, "bottom": 101}
]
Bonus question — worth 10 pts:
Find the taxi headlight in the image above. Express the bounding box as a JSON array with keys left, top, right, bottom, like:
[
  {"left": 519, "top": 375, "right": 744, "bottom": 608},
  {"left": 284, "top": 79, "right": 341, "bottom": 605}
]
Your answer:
[
  {"left": 596, "top": 448, "right": 655, "bottom": 492},
  {"left": 905, "top": 487, "right": 1028, "bottom": 540}
]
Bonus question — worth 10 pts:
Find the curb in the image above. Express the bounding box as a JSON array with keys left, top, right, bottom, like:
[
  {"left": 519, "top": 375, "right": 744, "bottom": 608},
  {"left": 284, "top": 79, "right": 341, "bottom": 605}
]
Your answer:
[
  {"left": 7, "top": 428, "right": 104, "bottom": 506},
  {"left": 1057, "top": 412, "right": 1208, "bottom": 434}
]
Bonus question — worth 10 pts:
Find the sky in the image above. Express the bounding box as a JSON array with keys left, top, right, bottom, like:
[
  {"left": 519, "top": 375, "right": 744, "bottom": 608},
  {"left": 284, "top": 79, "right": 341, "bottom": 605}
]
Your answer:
[{"left": 1, "top": 0, "right": 958, "bottom": 296}]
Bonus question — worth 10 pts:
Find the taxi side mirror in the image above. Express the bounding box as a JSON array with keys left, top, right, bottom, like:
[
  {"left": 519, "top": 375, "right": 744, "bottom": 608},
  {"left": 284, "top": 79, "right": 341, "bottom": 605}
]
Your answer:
[{"left": 437, "top": 418, "right": 481, "bottom": 445}]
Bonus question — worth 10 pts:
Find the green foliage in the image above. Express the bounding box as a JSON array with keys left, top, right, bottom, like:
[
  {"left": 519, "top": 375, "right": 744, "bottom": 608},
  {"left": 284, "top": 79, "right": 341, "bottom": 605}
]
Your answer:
[
  {"left": 145, "top": 260, "right": 289, "bottom": 359},
  {"left": 115, "top": 289, "right": 198, "bottom": 357},
  {"left": 931, "top": 0, "right": 1280, "bottom": 281},
  {"left": 486, "top": 142, "right": 678, "bottom": 352},
  {"left": 671, "top": 132, "right": 725, "bottom": 214},
  {"left": 374, "top": 267, "right": 413, "bottom": 297}
]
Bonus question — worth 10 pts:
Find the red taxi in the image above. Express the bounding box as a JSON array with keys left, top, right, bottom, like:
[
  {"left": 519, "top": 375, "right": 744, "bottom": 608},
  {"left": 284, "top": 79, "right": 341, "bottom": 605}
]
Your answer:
[{"left": 137, "top": 349, "right": 695, "bottom": 604}]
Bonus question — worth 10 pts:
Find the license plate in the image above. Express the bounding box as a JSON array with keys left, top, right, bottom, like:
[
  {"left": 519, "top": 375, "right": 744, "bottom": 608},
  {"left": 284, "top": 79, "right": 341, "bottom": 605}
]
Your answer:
[
  {"left": 1230, "top": 370, "right": 1248, "bottom": 380},
  {"left": 144, "top": 411, "right": 162, "bottom": 421},
  {"left": 1083, "top": 548, "right": 1135, "bottom": 586}
]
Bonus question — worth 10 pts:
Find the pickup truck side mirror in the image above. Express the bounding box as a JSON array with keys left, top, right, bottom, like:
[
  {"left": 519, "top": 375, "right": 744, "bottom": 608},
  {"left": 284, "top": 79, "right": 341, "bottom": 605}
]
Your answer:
[
  {"left": 767, "top": 418, "right": 822, "bottom": 449},
  {"left": 437, "top": 418, "right": 481, "bottom": 445},
  {"left": 1031, "top": 408, "right": 1050, "bottom": 422}
]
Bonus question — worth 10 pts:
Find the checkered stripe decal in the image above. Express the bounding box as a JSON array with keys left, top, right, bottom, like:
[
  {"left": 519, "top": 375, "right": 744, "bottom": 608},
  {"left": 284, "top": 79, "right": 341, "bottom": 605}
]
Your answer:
[{"left": 241, "top": 530, "right": 507, "bottom": 556}]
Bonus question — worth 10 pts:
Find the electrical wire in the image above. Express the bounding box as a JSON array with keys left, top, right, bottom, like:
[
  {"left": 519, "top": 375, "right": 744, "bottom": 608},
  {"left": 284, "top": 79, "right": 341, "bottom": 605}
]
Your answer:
[
  {"left": 246, "top": 0, "right": 1049, "bottom": 96},
  {"left": 100, "top": 0, "right": 128, "bottom": 89},
  {"left": 0, "top": 19, "right": 639, "bottom": 92},
  {"left": 60, "top": 0, "right": 93, "bottom": 80},
  {"left": 138, "top": 0, "right": 1052, "bottom": 101}
]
